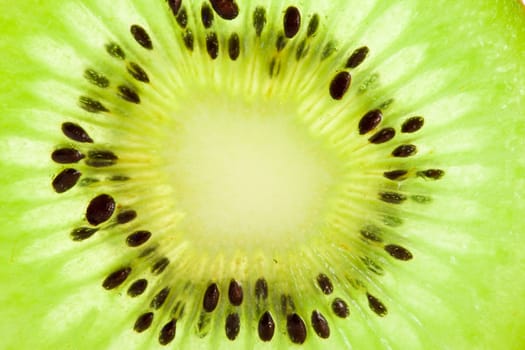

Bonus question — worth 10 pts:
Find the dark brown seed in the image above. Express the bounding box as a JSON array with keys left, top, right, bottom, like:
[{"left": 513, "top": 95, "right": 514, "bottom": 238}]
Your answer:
[
  {"left": 346, "top": 46, "right": 370, "bottom": 68},
  {"left": 307, "top": 14, "right": 319, "bottom": 37},
  {"left": 130, "top": 24, "right": 153, "bottom": 50},
  {"left": 86, "top": 194, "right": 115, "bottom": 225},
  {"left": 401, "top": 116, "right": 425, "bottom": 133},
  {"left": 151, "top": 257, "right": 170, "bottom": 275},
  {"left": 83, "top": 69, "right": 110, "bottom": 88},
  {"left": 225, "top": 313, "right": 240, "bottom": 340},
  {"left": 167, "top": 0, "right": 182, "bottom": 16},
  {"left": 51, "top": 148, "right": 84, "bottom": 164},
  {"left": 134, "top": 312, "right": 154, "bottom": 333},
  {"left": 392, "top": 144, "right": 417, "bottom": 157},
  {"left": 102, "top": 267, "right": 131, "bottom": 290},
  {"left": 126, "top": 230, "right": 152, "bottom": 247},
  {"left": 275, "top": 34, "right": 286, "bottom": 52},
  {"left": 117, "top": 210, "right": 137, "bottom": 224},
  {"left": 52, "top": 168, "right": 81, "bottom": 193},
  {"left": 210, "top": 0, "right": 239, "bottom": 20},
  {"left": 358, "top": 109, "right": 382, "bottom": 134},
  {"left": 331, "top": 298, "right": 349, "bottom": 318},
  {"left": 127, "top": 62, "right": 150, "bottom": 83},
  {"left": 329, "top": 71, "right": 351, "bottom": 100},
  {"left": 151, "top": 287, "right": 171, "bottom": 309},
  {"left": 255, "top": 278, "right": 268, "bottom": 299},
  {"left": 78, "top": 96, "right": 109, "bottom": 113},
  {"left": 258, "top": 312, "right": 275, "bottom": 341},
  {"left": 379, "top": 192, "right": 407, "bottom": 204},
  {"left": 321, "top": 41, "right": 336, "bottom": 60},
  {"left": 70, "top": 227, "right": 98, "bottom": 241},
  {"left": 369, "top": 127, "right": 395, "bottom": 144},
  {"left": 228, "top": 33, "right": 240, "bottom": 61},
  {"left": 316, "top": 273, "right": 334, "bottom": 295},
  {"left": 253, "top": 7, "right": 266, "bottom": 36},
  {"left": 61, "top": 122, "right": 93, "bottom": 143},
  {"left": 360, "top": 227, "right": 383, "bottom": 242},
  {"left": 287, "top": 313, "right": 307, "bottom": 344},
  {"left": 383, "top": 170, "right": 408, "bottom": 181},
  {"left": 283, "top": 6, "right": 301, "bottom": 38},
  {"left": 385, "top": 244, "right": 413, "bottom": 261},
  {"left": 176, "top": 7, "right": 188, "bottom": 28},
  {"left": 311, "top": 311, "right": 330, "bottom": 339},
  {"left": 86, "top": 150, "right": 118, "bottom": 168},
  {"left": 367, "top": 293, "right": 388, "bottom": 316},
  {"left": 105, "top": 42, "right": 125, "bottom": 60},
  {"left": 128, "top": 279, "right": 148, "bottom": 297},
  {"left": 417, "top": 169, "right": 445, "bottom": 180},
  {"left": 228, "top": 279, "right": 243, "bottom": 306},
  {"left": 201, "top": 3, "right": 214, "bottom": 28},
  {"left": 203, "top": 283, "right": 220, "bottom": 312},
  {"left": 117, "top": 85, "right": 140, "bottom": 104},
  {"left": 182, "top": 29, "right": 194, "bottom": 50},
  {"left": 159, "top": 319, "right": 176, "bottom": 345},
  {"left": 281, "top": 294, "right": 295, "bottom": 313},
  {"left": 206, "top": 32, "right": 219, "bottom": 59}
]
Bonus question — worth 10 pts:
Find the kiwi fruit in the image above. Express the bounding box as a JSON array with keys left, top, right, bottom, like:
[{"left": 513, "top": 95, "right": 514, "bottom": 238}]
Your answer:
[{"left": 1, "top": 0, "right": 524, "bottom": 349}]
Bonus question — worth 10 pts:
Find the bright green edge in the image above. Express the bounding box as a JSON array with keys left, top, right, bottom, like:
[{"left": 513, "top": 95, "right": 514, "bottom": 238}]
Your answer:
[{"left": 0, "top": 1, "right": 524, "bottom": 349}]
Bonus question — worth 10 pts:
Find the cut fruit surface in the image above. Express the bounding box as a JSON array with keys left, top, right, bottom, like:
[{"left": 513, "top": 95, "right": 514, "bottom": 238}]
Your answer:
[{"left": 0, "top": 1, "right": 525, "bottom": 349}]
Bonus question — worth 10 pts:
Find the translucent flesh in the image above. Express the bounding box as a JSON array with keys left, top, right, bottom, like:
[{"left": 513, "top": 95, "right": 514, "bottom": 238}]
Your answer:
[{"left": 0, "top": 0, "right": 525, "bottom": 349}]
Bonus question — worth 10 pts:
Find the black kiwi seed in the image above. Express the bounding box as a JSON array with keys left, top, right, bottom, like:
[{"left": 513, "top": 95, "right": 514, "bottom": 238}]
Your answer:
[
  {"left": 51, "top": 148, "right": 84, "bottom": 164},
  {"left": 228, "top": 279, "right": 243, "bottom": 306},
  {"left": 360, "top": 226, "right": 383, "bottom": 242},
  {"left": 379, "top": 191, "right": 407, "bottom": 204},
  {"left": 306, "top": 14, "right": 320, "bottom": 37},
  {"left": 86, "top": 194, "right": 116, "bottom": 225},
  {"left": 331, "top": 298, "right": 350, "bottom": 318},
  {"left": 367, "top": 293, "right": 388, "bottom": 317},
  {"left": 52, "top": 168, "right": 81, "bottom": 193},
  {"left": 61, "top": 122, "right": 93, "bottom": 143},
  {"left": 176, "top": 7, "right": 188, "bottom": 28},
  {"left": 117, "top": 210, "right": 137, "bottom": 224},
  {"left": 151, "top": 257, "right": 170, "bottom": 275},
  {"left": 167, "top": 0, "right": 182, "bottom": 16},
  {"left": 70, "top": 227, "right": 98, "bottom": 241},
  {"left": 385, "top": 244, "right": 413, "bottom": 261},
  {"left": 134, "top": 312, "right": 154, "bottom": 333},
  {"left": 85, "top": 150, "right": 118, "bottom": 168},
  {"left": 105, "top": 42, "right": 126, "bottom": 60},
  {"left": 128, "top": 279, "right": 148, "bottom": 297},
  {"left": 253, "top": 7, "right": 266, "bottom": 37},
  {"left": 206, "top": 32, "right": 219, "bottom": 59},
  {"left": 209, "top": 0, "right": 239, "bottom": 20},
  {"left": 283, "top": 6, "right": 301, "bottom": 39},
  {"left": 275, "top": 34, "right": 287, "bottom": 52},
  {"left": 383, "top": 170, "right": 408, "bottom": 181},
  {"left": 203, "top": 283, "right": 220, "bottom": 312},
  {"left": 225, "top": 313, "right": 240, "bottom": 340},
  {"left": 182, "top": 29, "right": 194, "bottom": 50},
  {"left": 311, "top": 311, "right": 330, "bottom": 339},
  {"left": 228, "top": 33, "right": 240, "bottom": 61},
  {"left": 329, "top": 71, "right": 352, "bottom": 100},
  {"left": 127, "top": 62, "right": 150, "bottom": 83},
  {"left": 316, "top": 273, "right": 334, "bottom": 295},
  {"left": 286, "top": 313, "right": 307, "bottom": 344},
  {"left": 126, "top": 230, "right": 152, "bottom": 247},
  {"left": 346, "top": 46, "right": 370, "bottom": 68},
  {"left": 201, "top": 3, "right": 214, "bottom": 28},
  {"left": 102, "top": 267, "right": 131, "bottom": 290},
  {"left": 151, "top": 287, "right": 171, "bottom": 309},
  {"left": 418, "top": 169, "right": 445, "bottom": 180},
  {"left": 83, "top": 69, "right": 110, "bottom": 88},
  {"left": 117, "top": 85, "right": 141, "bottom": 104},
  {"left": 130, "top": 24, "right": 153, "bottom": 50},
  {"left": 392, "top": 144, "right": 417, "bottom": 157},
  {"left": 401, "top": 116, "right": 425, "bottom": 133},
  {"left": 159, "top": 319, "right": 177, "bottom": 345},
  {"left": 358, "top": 109, "right": 383, "bottom": 134},
  {"left": 255, "top": 278, "right": 268, "bottom": 299},
  {"left": 258, "top": 311, "right": 275, "bottom": 341},
  {"left": 78, "top": 96, "right": 109, "bottom": 113},
  {"left": 368, "top": 127, "right": 396, "bottom": 144}
]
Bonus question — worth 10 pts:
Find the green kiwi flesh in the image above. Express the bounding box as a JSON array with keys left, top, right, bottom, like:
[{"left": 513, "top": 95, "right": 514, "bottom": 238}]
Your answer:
[{"left": 0, "top": 0, "right": 525, "bottom": 349}]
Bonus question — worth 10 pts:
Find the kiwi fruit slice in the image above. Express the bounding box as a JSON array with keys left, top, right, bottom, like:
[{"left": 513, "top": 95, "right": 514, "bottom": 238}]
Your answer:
[{"left": 1, "top": 0, "right": 525, "bottom": 349}]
